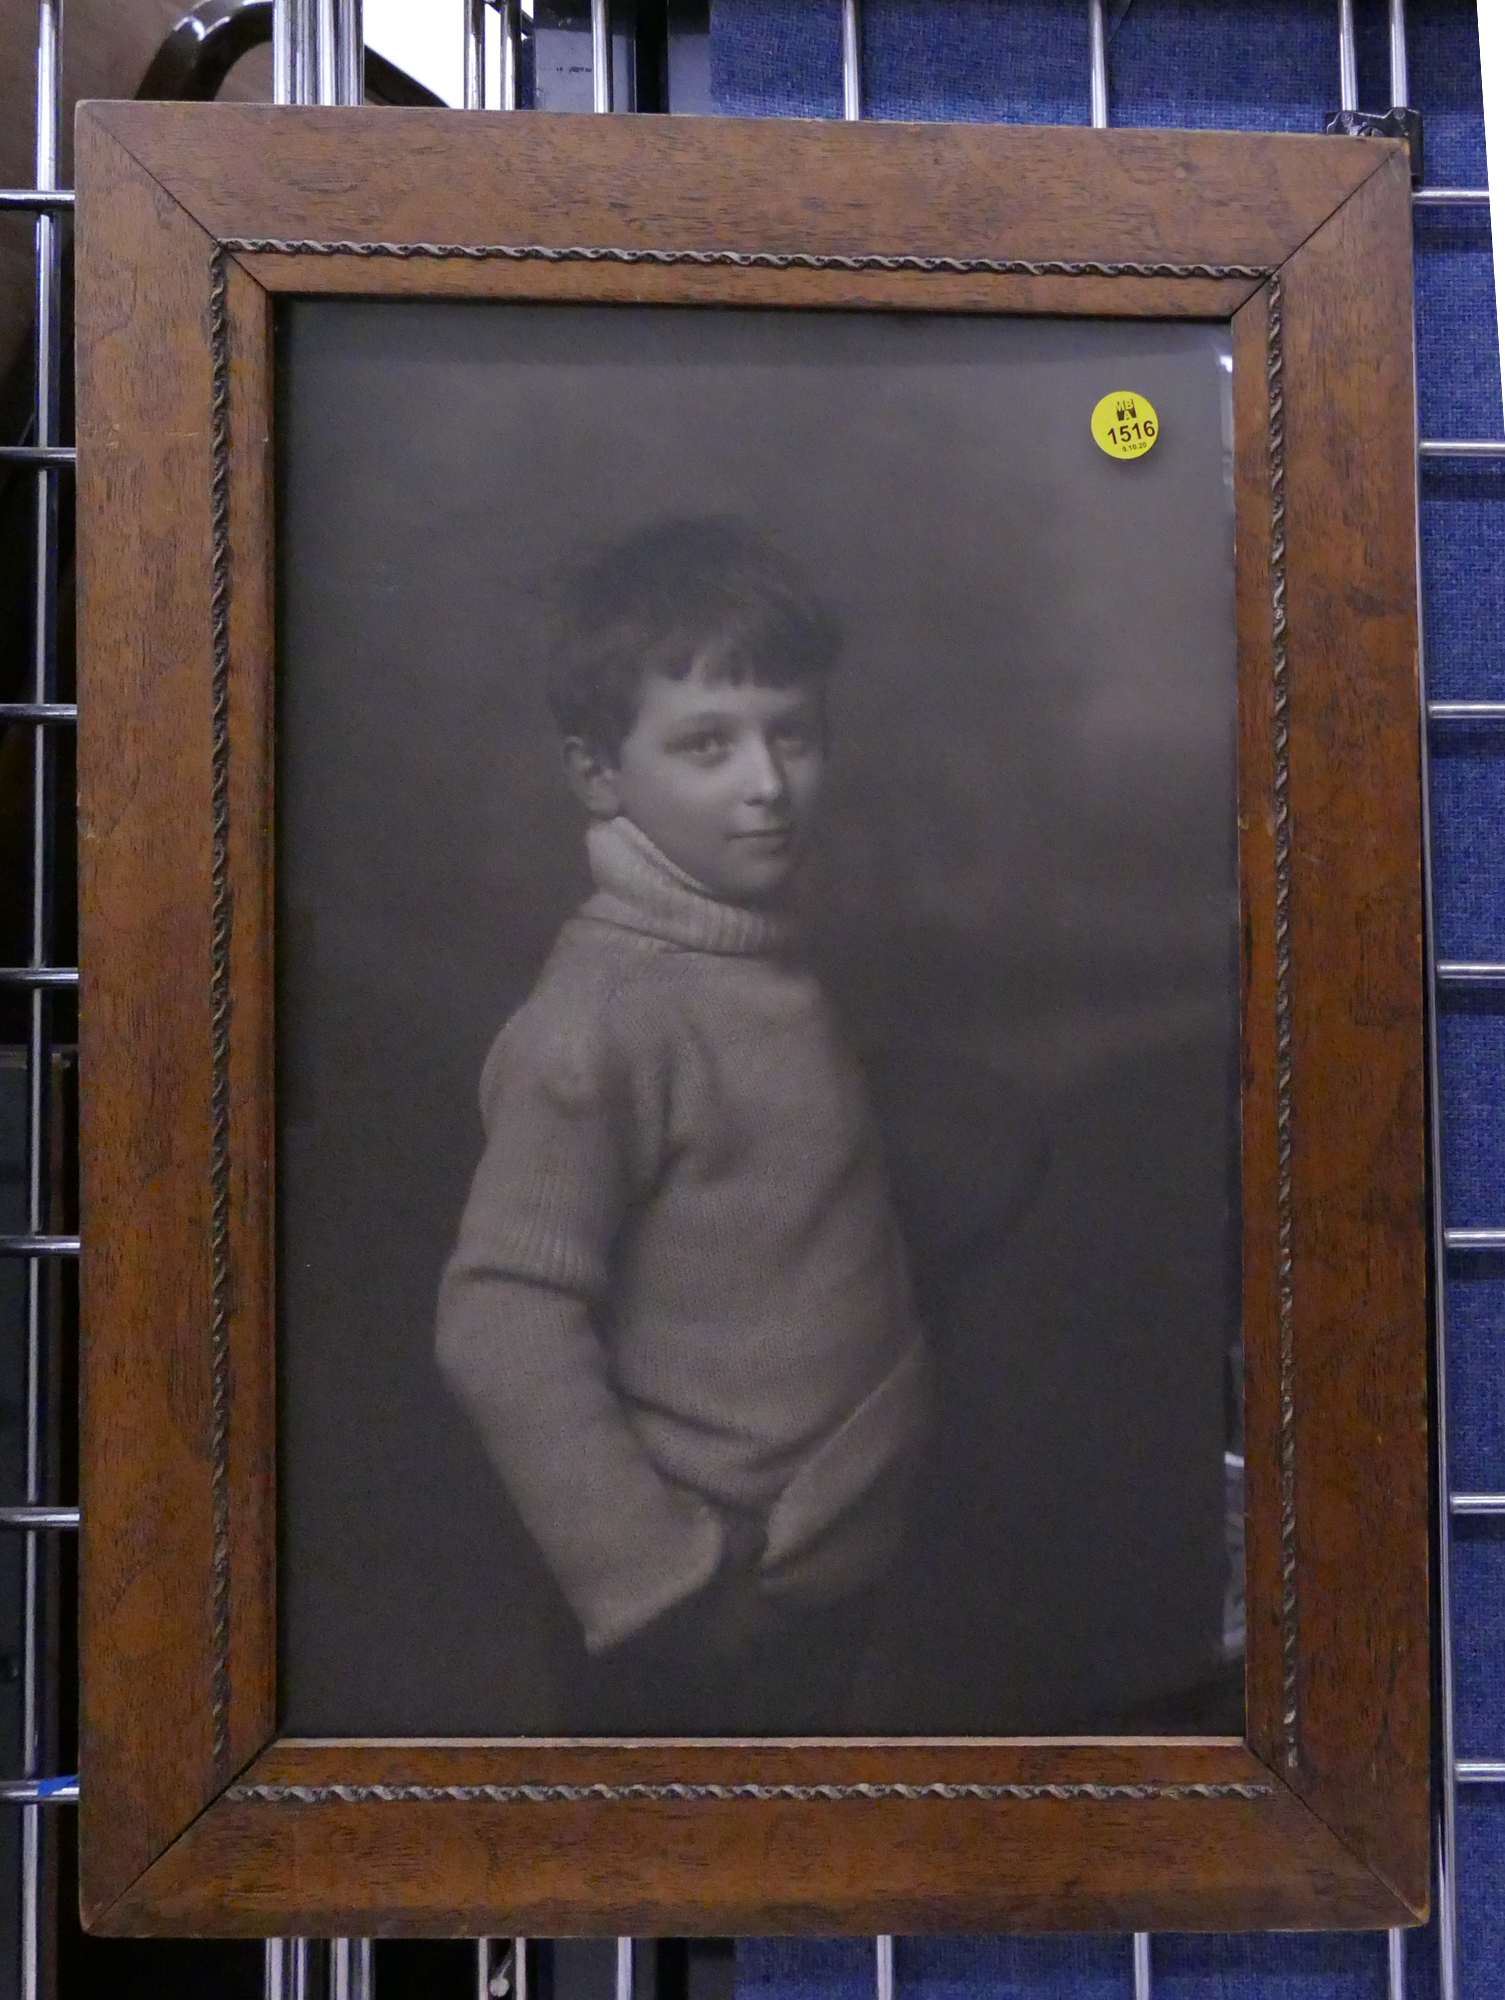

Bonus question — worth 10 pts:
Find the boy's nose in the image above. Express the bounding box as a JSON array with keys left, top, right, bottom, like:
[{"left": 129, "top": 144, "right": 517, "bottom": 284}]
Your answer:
[{"left": 741, "top": 734, "right": 788, "bottom": 801}]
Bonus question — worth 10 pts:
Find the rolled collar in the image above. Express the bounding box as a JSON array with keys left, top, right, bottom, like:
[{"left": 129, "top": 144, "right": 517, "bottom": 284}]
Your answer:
[{"left": 582, "top": 816, "right": 796, "bottom": 957}]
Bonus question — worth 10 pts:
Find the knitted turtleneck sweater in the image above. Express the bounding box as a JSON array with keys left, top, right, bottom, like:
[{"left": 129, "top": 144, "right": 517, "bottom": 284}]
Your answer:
[{"left": 436, "top": 817, "right": 928, "bottom": 1654}]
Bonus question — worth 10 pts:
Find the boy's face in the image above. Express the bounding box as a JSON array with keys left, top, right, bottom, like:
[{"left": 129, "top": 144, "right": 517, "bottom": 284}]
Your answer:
[{"left": 567, "top": 658, "right": 826, "bottom": 905}]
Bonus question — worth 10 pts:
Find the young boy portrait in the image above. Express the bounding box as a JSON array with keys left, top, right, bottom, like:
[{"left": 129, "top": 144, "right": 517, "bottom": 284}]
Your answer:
[{"left": 434, "top": 516, "right": 931, "bottom": 1735}]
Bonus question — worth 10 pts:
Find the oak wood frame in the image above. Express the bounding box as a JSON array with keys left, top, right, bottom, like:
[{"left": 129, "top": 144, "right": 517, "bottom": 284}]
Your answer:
[{"left": 74, "top": 103, "right": 1428, "bottom": 1937}]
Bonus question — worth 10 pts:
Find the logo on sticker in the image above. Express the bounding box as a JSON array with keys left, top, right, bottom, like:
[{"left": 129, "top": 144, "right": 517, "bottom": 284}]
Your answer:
[{"left": 1092, "top": 390, "right": 1159, "bottom": 460}]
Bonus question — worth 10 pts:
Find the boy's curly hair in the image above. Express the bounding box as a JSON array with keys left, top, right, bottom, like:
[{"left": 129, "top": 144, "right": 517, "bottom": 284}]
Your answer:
[{"left": 542, "top": 516, "right": 842, "bottom": 756}]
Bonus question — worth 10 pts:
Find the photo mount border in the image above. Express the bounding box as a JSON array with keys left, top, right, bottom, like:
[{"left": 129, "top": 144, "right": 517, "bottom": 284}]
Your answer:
[{"left": 205, "top": 230, "right": 1290, "bottom": 1793}]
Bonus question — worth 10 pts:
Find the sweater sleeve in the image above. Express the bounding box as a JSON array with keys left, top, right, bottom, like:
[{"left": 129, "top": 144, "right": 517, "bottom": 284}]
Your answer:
[{"left": 435, "top": 998, "right": 724, "bottom": 1653}]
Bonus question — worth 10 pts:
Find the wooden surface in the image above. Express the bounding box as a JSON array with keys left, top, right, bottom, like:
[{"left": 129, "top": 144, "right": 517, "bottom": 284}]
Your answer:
[
  {"left": 82, "top": 102, "right": 1390, "bottom": 273},
  {"left": 231, "top": 254, "right": 1258, "bottom": 319},
  {"left": 1270, "top": 146, "right": 1428, "bottom": 1910},
  {"left": 102, "top": 1741, "right": 1410, "bottom": 1938},
  {"left": 74, "top": 103, "right": 1428, "bottom": 1935},
  {"left": 76, "top": 108, "right": 230, "bottom": 1917},
  {"left": 1231, "top": 278, "right": 1283, "bottom": 1795},
  {"left": 221, "top": 255, "right": 279, "bottom": 1814}
]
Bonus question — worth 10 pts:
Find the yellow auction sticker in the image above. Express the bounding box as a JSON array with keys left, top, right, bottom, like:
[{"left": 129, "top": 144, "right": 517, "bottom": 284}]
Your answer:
[{"left": 1091, "top": 389, "right": 1160, "bottom": 460}]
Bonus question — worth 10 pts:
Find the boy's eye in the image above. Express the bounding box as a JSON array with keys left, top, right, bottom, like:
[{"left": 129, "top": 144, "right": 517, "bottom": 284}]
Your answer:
[
  {"left": 772, "top": 722, "right": 817, "bottom": 753},
  {"left": 669, "top": 729, "right": 731, "bottom": 760}
]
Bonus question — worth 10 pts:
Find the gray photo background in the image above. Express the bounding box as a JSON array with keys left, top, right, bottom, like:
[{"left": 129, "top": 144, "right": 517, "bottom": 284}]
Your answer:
[{"left": 275, "top": 300, "right": 1238, "bottom": 1735}]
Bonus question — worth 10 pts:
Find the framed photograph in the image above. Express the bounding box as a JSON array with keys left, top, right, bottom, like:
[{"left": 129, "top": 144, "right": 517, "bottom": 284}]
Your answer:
[{"left": 74, "top": 104, "right": 1428, "bottom": 1935}]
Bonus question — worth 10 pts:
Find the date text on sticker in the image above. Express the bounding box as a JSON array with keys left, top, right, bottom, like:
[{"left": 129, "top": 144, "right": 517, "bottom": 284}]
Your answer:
[{"left": 1092, "top": 390, "right": 1159, "bottom": 460}]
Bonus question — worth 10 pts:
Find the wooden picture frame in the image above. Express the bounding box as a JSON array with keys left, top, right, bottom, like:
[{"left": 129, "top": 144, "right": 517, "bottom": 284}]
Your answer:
[{"left": 74, "top": 103, "right": 1428, "bottom": 1937}]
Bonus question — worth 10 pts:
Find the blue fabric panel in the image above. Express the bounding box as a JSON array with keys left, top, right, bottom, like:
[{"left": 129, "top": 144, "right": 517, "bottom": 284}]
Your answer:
[
  {"left": 1445, "top": 1270, "right": 1505, "bottom": 1489},
  {"left": 738, "top": 1940, "right": 876, "bottom": 2000},
  {"left": 1430, "top": 740, "right": 1505, "bottom": 956},
  {"left": 1439, "top": 1012, "right": 1505, "bottom": 1223},
  {"left": 711, "top": 1, "right": 1504, "bottom": 1993},
  {"left": 1402, "top": 1918, "right": 1440, "bottom": 2000},
  {"left": 1457, "top": 1790, "right": 1505, "bottom": 1998},
  {"left": 861, "top": 1, "right": 1089, "bottom": 128},
  {"left": 739, "top": 1938, "right": 1135, "bottom": 2000},
  {"left": 1153, "top": 1933, "right": 1387, "bottom": 1999},
  {"left": 895, "top": 1938, "right": 1132, "bottom": 1998},
  {"left": 1421, "top": 471, "right": 1505, "bottom": 702},
  {"left": 1453, "top": 1519, "right": 1505, "bottom": 1757},
  {"left": 1409, "top": 0, "right": 1486, "bottom": 186},
  {"left": 1107, "top": 0, "right": 1339, "bottom": 135},
  {"left": 709, "top": 0, "right": 843, "bottom": 118},
  {"left": 1413, "top": 210, "right": 1500, "bottom": 440}
]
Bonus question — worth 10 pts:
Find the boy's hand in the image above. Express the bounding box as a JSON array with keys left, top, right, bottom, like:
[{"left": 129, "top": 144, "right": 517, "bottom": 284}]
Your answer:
[
  {"left": 603, "top": 1513, "right": 771, "bottom": 1667},
  {"left": 697, "top": 1510, "right": 769, "bottom": 1661}
]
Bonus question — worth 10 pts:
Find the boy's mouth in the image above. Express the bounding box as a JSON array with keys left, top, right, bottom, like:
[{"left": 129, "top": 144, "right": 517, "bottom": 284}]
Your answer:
[{"left": 730, "top": 826, "right": 795, "bottom": 849}]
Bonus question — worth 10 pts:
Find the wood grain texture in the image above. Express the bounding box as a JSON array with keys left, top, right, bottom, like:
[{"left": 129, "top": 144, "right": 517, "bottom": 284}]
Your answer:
[
  {"left": 1232, "top": 280, "right": 1284, "bottom": 1788},
  {"left": 228, "top": 252, "right": 1259, "bottom": 320},
  {"left": 75, "top": 111, "right": 225, "bottom": 1919},
  {"left": 84, "top": 104, "right": 1393, "bottom": 274},
  {"left": 1271, "top": 147, "right": 1430, "bottom": 1912},
  {"left": 74, "top": 102, "right": 1428, "bottom": 1935},
  {"left": 99, "top": 1740, "right": 1413, "bottom": 1937},
  {"left": 221, "top": 259, "right": 279, "bottom": 1799}
]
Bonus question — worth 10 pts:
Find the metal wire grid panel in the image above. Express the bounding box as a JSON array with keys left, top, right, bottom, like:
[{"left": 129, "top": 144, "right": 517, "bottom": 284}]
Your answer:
[{"left": 4, "top": 0, "right": 1503, "bottom": 1994}]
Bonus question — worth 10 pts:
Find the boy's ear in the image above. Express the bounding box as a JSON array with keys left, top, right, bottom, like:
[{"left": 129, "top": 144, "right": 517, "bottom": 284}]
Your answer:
[{"left": 562, "top": 737, "right": 624, "bottom": 819}]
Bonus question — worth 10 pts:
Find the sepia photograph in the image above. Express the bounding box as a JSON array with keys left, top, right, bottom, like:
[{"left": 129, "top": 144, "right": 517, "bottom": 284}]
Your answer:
[{"left": 272, "top": 298, "right": 1241, "bottom": 1741}]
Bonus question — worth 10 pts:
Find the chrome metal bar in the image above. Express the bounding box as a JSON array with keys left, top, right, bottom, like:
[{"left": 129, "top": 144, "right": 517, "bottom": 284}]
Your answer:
[
  {"left": 501, "top": 0, "right": 518, "bottom": 111},
  {"left": 23, "top": 11, "right": 62, "bottom": 2000},
  {"left": 479, "top": 1938, "right": 528, "bottom": 2000},
  {"left": 0, "top": 189, "right": 72, "bottom": 212},
  {"left": 0, "top": 705, "right": 76, "bottom": 724},
  {"left": 0, "top": 1510, "right": 77, "bottom": 1531},
  {"left": 1457, "top": 1760, "right": 1505, "bottom": 1783},
  {"left": 1411, "top": 276, "right": 1461, "bottom": 2000},
  {"left": 290, "top": 1938, "right": 314, "bottom": 2000},
  {"left": 616, "top": 1937, "right": 634, "bottom": 2000},
  {"left": 1132, "top": 1935, "right": 1152, "bottom": 2000},
  {"left": 591, "top": 0, "right": 611, "bottom": 112},
  {"left": 1420, "top": 439, "right": 1505, "bottom": 458},
  {"left": 875, "top": 1934, "right": 894, "bottom": 2000},
  {"left": 1413, "top": 188, "right": 1491, "bottom": 205},
  {"left": 0, "top": 1237, "right": 78, "bottom": 1258},
  {"left": 1444, "top": 1228, "right": 1505, "bottom": 1252},
  {"left": 1437, "top": 961, "right": 1505, "bottom": 985},
  {"left": 1388, "top": 0, "right": 1408, "bottom": 107},
  {"left": 1429, "top": 701, "right": 1505, "bottom": 721},
  {"left": 0, "top": 449, "right": 72, "bottom": 468},
  {"left": 315, "top": 0, "right": 337, "bottom": 104},
  {"left": 0, "top": 1781, "right": 75, "bottom": 1807},
  {"left": 273, "top": 0, "right": 294, "bottom": 103},
  {"left": 488, "top": 1937, "right": 529, "bottom": 2000},
  {"left": 1338, "top": 0, "right": 1359, "bottom": 113},
  {"left": 1388, "top": 1927, "right": 1407, "bottom": 2000},
  {"left": 1451, "top": 1493, "right": 1505, "bottom": 1515},
  {"left": 335, "top": 0, "right": 363, "bottom": 105},
  {"left": 1088, "top": 0, "right": 1109, "bottom": 128},
  {"left": 284, "top": 0, "right": 304, "bottom": 104},
  {"left": 291, "top": 0, "right": 317, "bottom": 104},
  {"left": 332, "top": 1937, "right": 373, "bottom": 2000},
  {"left": 0, "top": 970, "right": 75, "bottom": 990},
  {"left": 842, "top": 0, "right": 862, "bottom": 120},
  {"left": 465, "top": 0, "right": 487, "bottom": 108}
]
